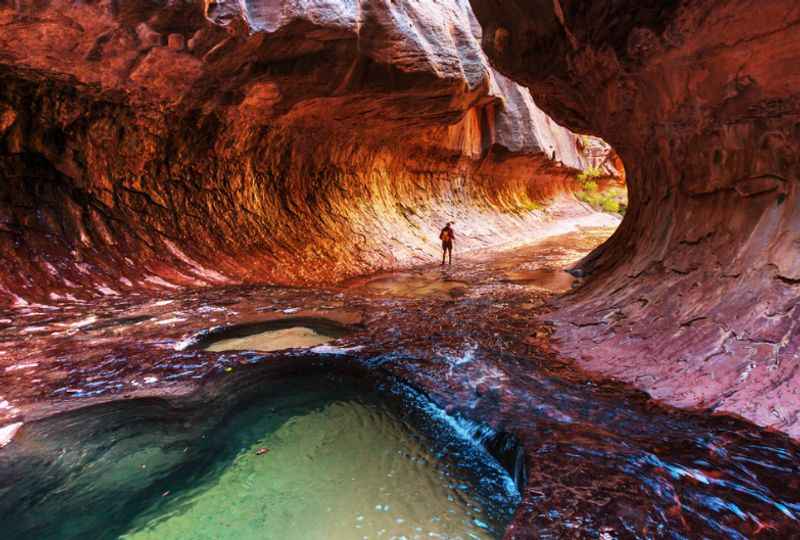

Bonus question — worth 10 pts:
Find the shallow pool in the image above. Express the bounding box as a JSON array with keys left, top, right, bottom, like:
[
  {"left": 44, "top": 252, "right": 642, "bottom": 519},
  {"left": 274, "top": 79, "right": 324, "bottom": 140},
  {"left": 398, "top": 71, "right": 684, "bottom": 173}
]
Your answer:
[
  {"left": 192, "top": 317, "right": 353, "bottom": 353},
  {"left": 0, "top": 369, "right": 519, "bottom": 540},
  {"left": 204, "top": 326, "right": 334, "bottom": 352}
]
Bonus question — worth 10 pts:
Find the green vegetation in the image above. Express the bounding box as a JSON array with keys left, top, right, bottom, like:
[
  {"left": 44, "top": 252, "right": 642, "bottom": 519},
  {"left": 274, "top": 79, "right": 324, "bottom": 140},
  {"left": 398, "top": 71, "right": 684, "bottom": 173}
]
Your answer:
[
  {"left": 576, "top": 165, "right": 603, "bottom": 184},
  {"left": 518, "top": 199, "right": 544, "bottom": 212},
  {"left": 574, "top": 166, "right": 627, "bottom": 216}
]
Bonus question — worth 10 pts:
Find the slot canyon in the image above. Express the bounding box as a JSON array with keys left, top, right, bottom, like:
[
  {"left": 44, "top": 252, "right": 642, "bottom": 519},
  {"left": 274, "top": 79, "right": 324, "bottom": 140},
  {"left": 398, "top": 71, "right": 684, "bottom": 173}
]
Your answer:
[{"left": 1, "top": 1, "right": 800, "bottom": 539}]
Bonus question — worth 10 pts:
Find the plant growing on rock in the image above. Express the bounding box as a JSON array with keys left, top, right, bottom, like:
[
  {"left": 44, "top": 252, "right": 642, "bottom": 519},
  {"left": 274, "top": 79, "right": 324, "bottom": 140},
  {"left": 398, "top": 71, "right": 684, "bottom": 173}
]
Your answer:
[{"left": 574, "top": 167, "right": 627, "bottom": 216}]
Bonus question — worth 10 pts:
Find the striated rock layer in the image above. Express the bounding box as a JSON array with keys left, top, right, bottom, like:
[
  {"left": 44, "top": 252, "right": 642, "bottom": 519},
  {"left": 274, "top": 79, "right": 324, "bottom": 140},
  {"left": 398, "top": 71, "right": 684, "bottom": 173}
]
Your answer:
[
  {"left": 0, "top": 0, "right": 592, "bottom": 305},
  {"left": 470, "top": 1, "right": 800, "bottom": 436}
]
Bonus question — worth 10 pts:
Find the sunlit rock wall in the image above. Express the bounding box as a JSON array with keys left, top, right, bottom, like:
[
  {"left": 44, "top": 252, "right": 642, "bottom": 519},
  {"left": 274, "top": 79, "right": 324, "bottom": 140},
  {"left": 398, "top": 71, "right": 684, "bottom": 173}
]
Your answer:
[
  {"left": 470, "top": 0, "right": 800, "bottom": 436},
  {"left": 0, "top": 0, "right": 591, "bottom": 304}
]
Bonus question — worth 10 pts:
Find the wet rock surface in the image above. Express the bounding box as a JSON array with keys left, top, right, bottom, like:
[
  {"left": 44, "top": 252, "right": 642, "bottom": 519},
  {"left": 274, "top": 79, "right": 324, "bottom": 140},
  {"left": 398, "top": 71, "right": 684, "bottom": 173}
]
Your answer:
[
  {"left": 3, "top": 224, "right": 800, "bottom": 538},
  {"left": 470, "top": 0, "right": 800, "bottom": 437},
  {"left": 0, "top": 214, "right": 615, "bottom": 417}
]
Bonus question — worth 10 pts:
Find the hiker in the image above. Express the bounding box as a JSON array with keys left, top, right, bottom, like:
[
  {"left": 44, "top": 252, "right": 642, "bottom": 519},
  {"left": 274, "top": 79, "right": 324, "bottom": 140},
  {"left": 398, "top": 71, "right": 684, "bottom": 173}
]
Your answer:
[{"left": 439, "top": 222, "right": 454, "bottom": 265}]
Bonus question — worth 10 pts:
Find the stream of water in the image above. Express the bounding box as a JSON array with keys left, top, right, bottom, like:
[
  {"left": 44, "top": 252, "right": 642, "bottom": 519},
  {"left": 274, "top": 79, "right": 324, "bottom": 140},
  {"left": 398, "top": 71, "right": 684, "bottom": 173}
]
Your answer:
[{"left": 2, "top": 227, "right": 800, "bottom": 538}]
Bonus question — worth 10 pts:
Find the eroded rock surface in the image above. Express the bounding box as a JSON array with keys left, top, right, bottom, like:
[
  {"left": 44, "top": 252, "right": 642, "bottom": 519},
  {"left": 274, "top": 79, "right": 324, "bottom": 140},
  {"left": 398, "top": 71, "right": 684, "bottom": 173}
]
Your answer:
[
  {"left": 3, "top": 224, "right": 800, "bottom": 539},
  {"left": 470, "top": 1, "right": 800, "bottom": 435},
  {"left": 0, "top": 0, "right": 594, "bottom": 304}
]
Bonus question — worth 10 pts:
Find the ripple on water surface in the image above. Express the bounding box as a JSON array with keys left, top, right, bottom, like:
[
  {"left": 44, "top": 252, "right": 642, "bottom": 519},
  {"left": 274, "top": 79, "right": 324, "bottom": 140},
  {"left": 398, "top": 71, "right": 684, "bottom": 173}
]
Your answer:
[{"left": 0, "top": 371, "right": 519, "bottom": 540}]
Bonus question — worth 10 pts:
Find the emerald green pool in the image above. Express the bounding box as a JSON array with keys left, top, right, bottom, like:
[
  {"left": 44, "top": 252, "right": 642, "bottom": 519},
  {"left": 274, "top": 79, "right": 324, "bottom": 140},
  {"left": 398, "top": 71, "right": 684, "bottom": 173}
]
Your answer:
[{"left": 0, "top": 371, "right": 519, "bottom": 539}]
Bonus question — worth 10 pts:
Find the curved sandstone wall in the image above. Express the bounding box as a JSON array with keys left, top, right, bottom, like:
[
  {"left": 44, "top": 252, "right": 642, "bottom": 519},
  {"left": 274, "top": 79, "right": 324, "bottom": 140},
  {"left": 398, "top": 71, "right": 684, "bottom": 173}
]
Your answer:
[
  {"left": 470, "top": 0, "right": 800, "bottom": 435},
  {"left": 0, "top": 0, "right": 591, "bottom": 304}
]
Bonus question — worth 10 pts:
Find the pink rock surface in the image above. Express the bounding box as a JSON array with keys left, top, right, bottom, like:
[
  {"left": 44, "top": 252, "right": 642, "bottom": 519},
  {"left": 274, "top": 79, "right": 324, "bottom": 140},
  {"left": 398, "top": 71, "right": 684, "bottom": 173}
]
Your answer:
[{"left": 470, "top": 0, "right": 800, "bottom": 437}]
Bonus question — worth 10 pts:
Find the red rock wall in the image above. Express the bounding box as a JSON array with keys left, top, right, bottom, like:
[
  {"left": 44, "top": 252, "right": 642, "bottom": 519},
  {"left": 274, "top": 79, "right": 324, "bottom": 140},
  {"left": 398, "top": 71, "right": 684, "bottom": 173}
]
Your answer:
[
  {"left": 0, "top": 1, "right": 591, "bottom": 304},
  {"left": 470, "top": 0, "right": 800, "bottom": 435}
]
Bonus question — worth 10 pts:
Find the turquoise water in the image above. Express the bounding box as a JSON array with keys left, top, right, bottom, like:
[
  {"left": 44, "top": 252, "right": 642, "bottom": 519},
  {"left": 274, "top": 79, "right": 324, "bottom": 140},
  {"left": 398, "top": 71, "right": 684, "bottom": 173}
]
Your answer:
[{"left": 0, "top": 372, "right": 519, "bottom": 539}]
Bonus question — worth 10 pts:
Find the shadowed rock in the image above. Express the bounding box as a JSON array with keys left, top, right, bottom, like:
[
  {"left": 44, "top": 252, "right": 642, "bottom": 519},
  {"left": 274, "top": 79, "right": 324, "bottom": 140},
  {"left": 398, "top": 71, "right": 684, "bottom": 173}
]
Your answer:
[{"left": 469, "top": 0, "right": 800, "bottom": 436}]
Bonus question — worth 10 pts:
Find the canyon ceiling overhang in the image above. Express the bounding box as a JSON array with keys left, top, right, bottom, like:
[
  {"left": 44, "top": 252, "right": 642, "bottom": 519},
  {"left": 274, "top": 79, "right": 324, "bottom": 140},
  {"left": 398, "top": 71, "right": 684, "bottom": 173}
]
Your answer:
[
  {"left": 0, "top": 0, "right": 594, "bottom": 302},
  {"left": 469, "top": 0, "right": 800, "bottom": 435}
]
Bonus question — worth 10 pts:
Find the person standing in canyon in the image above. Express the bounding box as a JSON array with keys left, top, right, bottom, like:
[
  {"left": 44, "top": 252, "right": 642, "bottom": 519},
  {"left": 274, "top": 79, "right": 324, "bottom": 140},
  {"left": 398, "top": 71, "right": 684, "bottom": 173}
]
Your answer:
[{"left": 440, "top": 222, "right": 455, "bottom": 265}]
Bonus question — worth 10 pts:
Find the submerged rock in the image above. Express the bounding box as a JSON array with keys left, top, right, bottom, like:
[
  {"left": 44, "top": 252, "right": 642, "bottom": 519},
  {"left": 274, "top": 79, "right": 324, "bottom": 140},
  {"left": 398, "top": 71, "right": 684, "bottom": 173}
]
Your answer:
[{"left": 0, "top": 422, "right": 22, "bottom": 449}]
